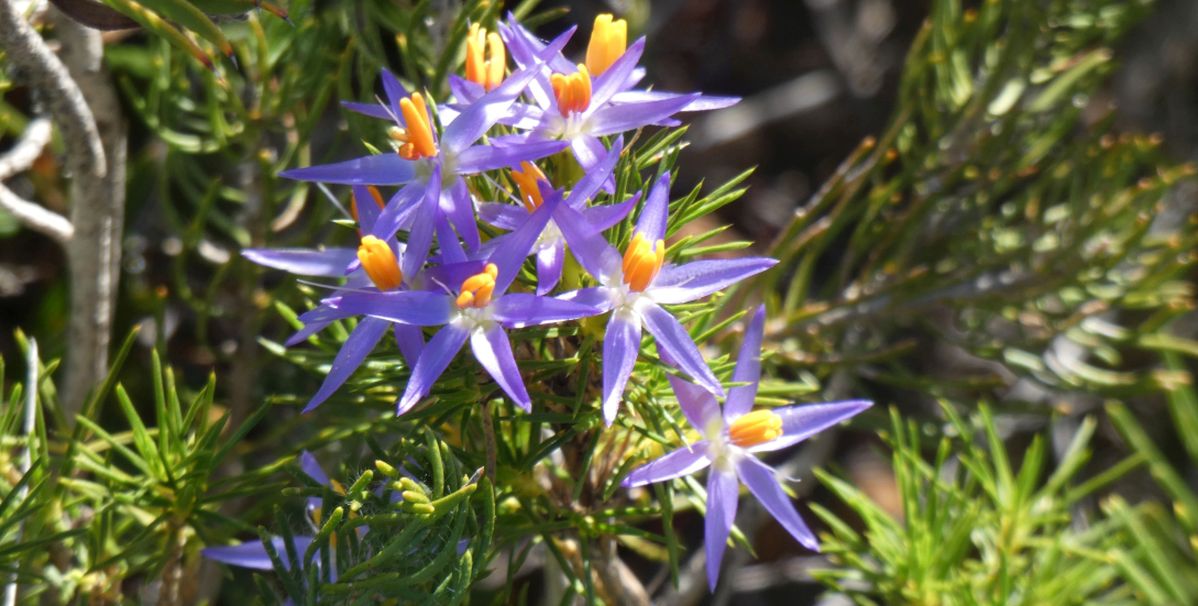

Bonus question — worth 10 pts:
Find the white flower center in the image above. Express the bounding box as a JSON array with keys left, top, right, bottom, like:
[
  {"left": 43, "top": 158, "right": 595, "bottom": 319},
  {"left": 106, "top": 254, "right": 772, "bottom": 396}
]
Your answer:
[
  {"left": 454, "top": 304, "right": 494, "bottom": 332},
  {"left": 704, "top": 416, "right": 741, "bottom": 472},
  {"left": 534, "top": 219, "right": 564, "bottom": 253},
  {"left": 413, "top": 154, "right": 458, "bottom": 187},
  {"left": 546, "top": 112, "right": 591, "bottom": 142},
  {"left": 609, "top": 283, "right": 648, "bottom": 315}
]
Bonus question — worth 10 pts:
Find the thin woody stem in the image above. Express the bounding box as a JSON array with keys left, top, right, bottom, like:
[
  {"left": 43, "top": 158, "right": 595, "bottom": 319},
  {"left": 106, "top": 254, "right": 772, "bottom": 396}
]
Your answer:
[
  {"left": 54, "top": 9, "right": 127, "bottom": 418},
  {"left": 0, "top": 1, "right": 125, "bottom": 418}
]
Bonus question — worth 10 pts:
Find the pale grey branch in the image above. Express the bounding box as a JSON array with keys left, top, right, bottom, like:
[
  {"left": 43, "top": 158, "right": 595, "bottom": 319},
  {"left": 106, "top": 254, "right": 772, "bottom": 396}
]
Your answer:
[
  {"left": 0, "top": 117, "right": 51, "bottom": 180},
  {"left": 0, "top": 116, "right": 72, "bottom": 242},
  {"left": 0, "top": 182, "right": 73, "bottom": 242},
  {"left": 54, "top": 9, "right": 127, "bottom": 418},
  {"left": 0, "top": 0, "right": 105, "bottom": 177}
]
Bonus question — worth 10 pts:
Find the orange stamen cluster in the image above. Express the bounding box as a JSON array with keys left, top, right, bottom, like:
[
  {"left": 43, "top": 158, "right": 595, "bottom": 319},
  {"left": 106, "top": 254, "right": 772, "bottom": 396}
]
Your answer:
[
  {"left": 510, "top": 161, "right": 549, "bottom": 212},
  {"left": 456, "top": 263, "right": 499, "bottom": 309},
  {"left": 357, "top": 235, "right": 404, "bottom": 291},
  {"left": 466, "top": 23, "right": 506, "bottom": 92},
  {"left": 350, "top": 185, "right": 387, "bottom": 223},
  {"left": 387, "top": 92, "right": 438, "bottom": 160},
  {"left": 586, "top": 14, "right": 627, "bottom": 76},
  {"left": 550, "top": 65, "right": 592, "bottom": 116},
  {"left": 621, "top": 232, "right": 665, "bottom": 292},
  {"left": 728, "top": 410, "right": 784, "bottom": 447}
]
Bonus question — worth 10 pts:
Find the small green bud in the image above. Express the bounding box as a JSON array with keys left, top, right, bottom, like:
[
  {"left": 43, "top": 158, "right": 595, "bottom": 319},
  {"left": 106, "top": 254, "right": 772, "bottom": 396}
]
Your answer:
[
  {"left": 318, "top": 507, "right": 345, "bottom": 537},
  {"left": 402, "top": 490, "right": 430, "bottom": 504},
  {"left": 375, "top": 460, "right": 399, "bottom": 478},
  {"left": 400, "top": 477, "right": 426, "bottom": 494},
  {"left": 346, "top": 470, "right": 374, "bottom": 496}
]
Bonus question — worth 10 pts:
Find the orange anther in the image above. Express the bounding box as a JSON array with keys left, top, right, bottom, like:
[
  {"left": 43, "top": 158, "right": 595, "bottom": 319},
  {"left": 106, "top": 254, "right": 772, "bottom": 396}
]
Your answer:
[
  {"left": 510, "top": 161, "right": 549, "bottom": 212},
  {"left": 621, "top": 233, "right": 665, "bottom": 292},
  {"left": 728, "top": 410, "right": 783, "bottom": 447},
  {"left": 389, "top": 92, "right": 438, "bottom": 160},
  {"left": 357, "top": 236, "right": 404, "bottom": 291},
  {"left": 456, "top": 263, "right": 499, "bottom": 309},
  {"left": 586, "top": 14, "right": 627, "bottom": 76},
  {"left": 550, "top": 65, "right": 592, "bottom": 116},
  {"left": 466, "top": 23, "right": 507, "bottom": 91}
]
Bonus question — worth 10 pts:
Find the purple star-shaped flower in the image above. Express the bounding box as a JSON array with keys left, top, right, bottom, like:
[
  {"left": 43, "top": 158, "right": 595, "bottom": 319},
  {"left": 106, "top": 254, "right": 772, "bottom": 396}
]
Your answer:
[
  {"left": 502, "top": 14, "right": 738, "bottom": 114},
  {"left": 498, "top": 14, "right": 735, "bottom": 172},
  {"left": 325, "top": 191, "right": 600, "bottom": 414},
  {"left": 552, "top": 172, "right": 777, "bottom": 424},
  {"left": 623, "top": 306, "right": 872, "bottom": 590},
  {"left": 476, "top": 135, "right": 637, "bottom": 294},
  {"left": 281, "top": 42, "right": 569, "bottom": 256},
  {"left": 243, "top": 185, "right": 474, "bottom": 413}
]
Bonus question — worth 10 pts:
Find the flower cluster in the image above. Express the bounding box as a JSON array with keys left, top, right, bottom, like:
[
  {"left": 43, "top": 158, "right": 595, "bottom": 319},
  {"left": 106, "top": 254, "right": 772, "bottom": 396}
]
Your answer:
[{"left": 237, "top": 13, "right": 870, "bottom": 590}]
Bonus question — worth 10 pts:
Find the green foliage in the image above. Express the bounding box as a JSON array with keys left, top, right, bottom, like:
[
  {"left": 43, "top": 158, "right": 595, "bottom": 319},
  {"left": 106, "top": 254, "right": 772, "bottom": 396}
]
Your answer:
[
  {"left": 237, "top": 432, "right": 494, "bottom": 604},
  {"left": 1105, "top": 393, "right": 1198, "bottom": 604},
  {"left": 64, "top": 0, "right": 290, "bottom": 69},
  {"left": 0, "top": 331, "right": 267, "bottom": 603},
  {"left": 813, "top": 403, "right": 1143, "bottom": 604},
  {"left": 698, "top": 0, "right": 1198, "bottom": 603},
  {"left": 65, "top": 348, "right": 267, "bottom": 585},
  {"left": 733, "top": 0, "right": 1195, "bottom": 397}
]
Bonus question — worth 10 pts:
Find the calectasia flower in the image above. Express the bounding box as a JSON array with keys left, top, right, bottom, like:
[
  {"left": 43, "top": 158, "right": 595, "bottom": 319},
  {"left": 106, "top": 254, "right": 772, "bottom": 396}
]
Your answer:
[
  {"left": 552, "top": 172, "right": 777, "bottom": 424},
  {"left": 622, "top": 306, "right": 872, "bottom": 590},
  {"left": 320, "top": 191, "right": 600, "bottom": 415},
  {"left": 281, "top": 41, "right": 569, "bottom": 255},
  {"left": 497, "top": 19, "right": 695, "bottom": 172},
  {"left": 476, "top": 135, "right": 638, "bottom": 294},
  {"left": 243, "top": 185, "right": 465, "bottom": 413},
  {"left": 499, "top": 13, "right": 736, "bottom": 171}
]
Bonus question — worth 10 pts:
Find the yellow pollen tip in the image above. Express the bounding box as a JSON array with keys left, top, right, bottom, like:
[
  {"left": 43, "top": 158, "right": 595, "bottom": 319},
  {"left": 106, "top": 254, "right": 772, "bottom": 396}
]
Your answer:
[
  {"left": 586, "top": 13, "right": 627, "bottom": 76},
  {"left": 357, "top": 235, "right": 404, "bottom": 291},
  {"left": 466, "top": 23, "right": 506, "bottom": 91},
  {"left": 621, "top": 233, "right": 665, "bottom": 292},
  {"left": 511, "top": 161, "right": 549, "bottom": 212},
  {"left": 728, "top": 410, "right": 784, "bottom": 448},
  {"left": 456, "top": 263, "right": 499, "bottom": 309},
  {"left": 393, "top": 92, "right": 437, "bottom": 160},
  {"left": 550, "top": 65, "right": 592, "bottom": 116}
]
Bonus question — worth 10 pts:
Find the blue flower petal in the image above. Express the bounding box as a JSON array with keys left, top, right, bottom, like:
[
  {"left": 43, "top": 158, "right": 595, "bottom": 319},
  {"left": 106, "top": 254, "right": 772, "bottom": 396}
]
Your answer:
[
  {"left": 280, "top": 153, "right": 416, "bottom": 186},
  {"left": 470, "top": 323, "right": 531, "bottom": 411},
  {"left": 704, "top": 469, "right": 739, "bottom": 592}
]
